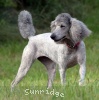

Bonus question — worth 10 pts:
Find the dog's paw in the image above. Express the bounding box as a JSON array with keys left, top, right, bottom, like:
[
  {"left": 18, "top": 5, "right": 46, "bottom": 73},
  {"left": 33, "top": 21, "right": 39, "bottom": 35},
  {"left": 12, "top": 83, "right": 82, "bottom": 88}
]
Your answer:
[{"left": 79, "top": 79, "right": 85, "bottom": 86}]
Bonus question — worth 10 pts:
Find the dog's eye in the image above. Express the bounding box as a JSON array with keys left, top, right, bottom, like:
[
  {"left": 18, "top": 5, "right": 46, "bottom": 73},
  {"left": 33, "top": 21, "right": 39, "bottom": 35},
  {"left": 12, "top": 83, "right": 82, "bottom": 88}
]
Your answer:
[{"left": 60, "top": 25, "right": 65, "bottom": 28}]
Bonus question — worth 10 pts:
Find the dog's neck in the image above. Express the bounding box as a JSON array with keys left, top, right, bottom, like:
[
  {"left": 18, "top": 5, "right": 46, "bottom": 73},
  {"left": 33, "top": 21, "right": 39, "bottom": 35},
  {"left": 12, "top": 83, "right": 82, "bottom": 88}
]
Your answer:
[{"left": 63, "top": 38, "right": 80, "bottom": 49}]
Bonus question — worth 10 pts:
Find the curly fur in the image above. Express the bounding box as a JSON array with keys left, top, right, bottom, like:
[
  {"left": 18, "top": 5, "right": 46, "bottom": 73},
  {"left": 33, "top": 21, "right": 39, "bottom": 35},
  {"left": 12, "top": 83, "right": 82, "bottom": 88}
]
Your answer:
[
  {"left": 11, "top": 11, "right": 91, "bottom": 91},
  {"left": 18, "top": 10, "right": 35, "bottom": 39},
  {"left": 70, "top": 18, "right": 91, "bottom": 43}
]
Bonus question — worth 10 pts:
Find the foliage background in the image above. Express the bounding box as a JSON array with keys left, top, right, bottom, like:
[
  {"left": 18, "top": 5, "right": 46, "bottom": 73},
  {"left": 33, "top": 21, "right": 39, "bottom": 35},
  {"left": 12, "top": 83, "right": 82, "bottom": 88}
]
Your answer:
[
  {"left": 0, "top": 0, "right": 99, "bottom": 39},
  {"left": 0, "top": 0, "right": 99, "bottom": 28}
]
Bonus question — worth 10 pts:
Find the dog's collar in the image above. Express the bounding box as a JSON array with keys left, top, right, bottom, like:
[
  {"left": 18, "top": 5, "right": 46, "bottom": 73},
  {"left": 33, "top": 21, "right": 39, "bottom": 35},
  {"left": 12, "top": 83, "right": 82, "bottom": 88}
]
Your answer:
[
  {"left": 63, "top": 38, "right": 80, "bottom": 49},
  {"left": 66, "top": 41, "right": 80, "bottom": 49}
]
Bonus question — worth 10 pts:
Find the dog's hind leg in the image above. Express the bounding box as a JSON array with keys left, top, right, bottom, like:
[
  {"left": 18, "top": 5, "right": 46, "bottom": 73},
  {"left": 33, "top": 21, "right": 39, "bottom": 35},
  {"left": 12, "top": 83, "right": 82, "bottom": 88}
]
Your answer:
[
  {"left": 38, "top": 57, "right": 56, "bottom": 89},
  {"left": 11, "top": 45, "right": 36, "bottom": 91}
]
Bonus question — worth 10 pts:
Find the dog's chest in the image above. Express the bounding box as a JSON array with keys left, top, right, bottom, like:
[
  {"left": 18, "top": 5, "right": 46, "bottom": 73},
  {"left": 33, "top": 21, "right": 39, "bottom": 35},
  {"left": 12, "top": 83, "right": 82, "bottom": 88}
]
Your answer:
[{"left": 66, "top": 50, "right": 78, "bottom": 68}]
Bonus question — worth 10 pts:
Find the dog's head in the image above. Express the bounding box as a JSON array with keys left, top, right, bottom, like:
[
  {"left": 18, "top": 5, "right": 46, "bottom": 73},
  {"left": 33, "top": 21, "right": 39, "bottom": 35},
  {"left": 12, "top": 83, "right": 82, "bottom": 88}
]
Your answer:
[
  {"left": 50, "top": 13, "right": 91, "bottom": 44},
  {"left": 50, "top": 13, "right": 71, "bottom": 42}
]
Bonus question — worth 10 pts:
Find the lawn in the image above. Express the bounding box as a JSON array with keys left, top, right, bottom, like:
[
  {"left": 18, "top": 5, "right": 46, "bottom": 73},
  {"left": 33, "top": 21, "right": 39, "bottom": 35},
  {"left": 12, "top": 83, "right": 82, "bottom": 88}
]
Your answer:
[{"left": 0, "top": 10, "right": 99, "bottom": 100}]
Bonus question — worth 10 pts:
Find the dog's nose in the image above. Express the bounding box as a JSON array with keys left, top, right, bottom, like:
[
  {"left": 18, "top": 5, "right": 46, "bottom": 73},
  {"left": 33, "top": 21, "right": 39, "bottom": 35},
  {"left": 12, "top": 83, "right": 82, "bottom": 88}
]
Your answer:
[{"left": 50, "top": 34, "right": 56, "bottom": 40}]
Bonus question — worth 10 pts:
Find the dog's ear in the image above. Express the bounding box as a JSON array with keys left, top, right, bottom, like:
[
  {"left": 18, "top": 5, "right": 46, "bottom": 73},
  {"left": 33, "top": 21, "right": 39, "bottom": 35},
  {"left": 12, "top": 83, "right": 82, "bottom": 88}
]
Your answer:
[
  {"left": 70, "top": 18, "right": 92, "bottom": 43},
  {"left": 79, "top": 20, "right": 92, "bottom": 38},
  {"left": 50, "top": 21, "right": 56, "bottom": 32}
]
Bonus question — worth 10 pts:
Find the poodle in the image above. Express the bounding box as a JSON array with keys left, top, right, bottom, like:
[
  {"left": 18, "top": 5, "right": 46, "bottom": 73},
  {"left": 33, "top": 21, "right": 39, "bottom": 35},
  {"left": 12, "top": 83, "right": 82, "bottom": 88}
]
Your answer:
[{"left": 11, "top": 10, "right": 91, "bottom": 90}]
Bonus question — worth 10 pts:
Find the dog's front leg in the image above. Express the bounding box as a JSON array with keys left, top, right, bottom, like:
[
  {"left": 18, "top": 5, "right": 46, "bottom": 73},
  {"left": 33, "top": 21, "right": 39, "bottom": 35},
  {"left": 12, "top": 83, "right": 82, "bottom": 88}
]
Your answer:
[
  {"left": 78, "top": 50, "right": 86, "bottom": 86},
  {"left": 59, "top": 65, "right": 67, "bottom": 86},
  {"left": 79, "top": 62, "right": 86, "bottom": 86}
]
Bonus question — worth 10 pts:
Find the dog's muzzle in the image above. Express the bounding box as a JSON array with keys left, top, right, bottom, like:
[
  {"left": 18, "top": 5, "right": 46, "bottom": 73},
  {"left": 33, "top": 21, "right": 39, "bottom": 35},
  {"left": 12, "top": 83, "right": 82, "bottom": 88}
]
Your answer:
[
  {"left": 51, "top": 34, "right": 66, "bottom": 42},
  {"left": 50, "top": 34, "right": 56, "bottom": 40}
]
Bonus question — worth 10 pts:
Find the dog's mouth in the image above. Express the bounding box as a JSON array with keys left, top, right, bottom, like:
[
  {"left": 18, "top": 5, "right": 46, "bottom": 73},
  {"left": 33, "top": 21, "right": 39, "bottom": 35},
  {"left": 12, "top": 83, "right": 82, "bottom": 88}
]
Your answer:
[{"left": 53, "top": 36, "right": 66, "bottom": 42}]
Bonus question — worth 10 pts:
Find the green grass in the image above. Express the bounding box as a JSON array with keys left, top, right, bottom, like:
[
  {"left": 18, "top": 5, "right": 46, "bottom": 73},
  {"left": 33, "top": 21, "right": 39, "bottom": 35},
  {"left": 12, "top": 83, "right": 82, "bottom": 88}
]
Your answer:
[
  {"left": 0, "top": 33, "right": 99, "bottom": 100},
  {"left": 0, "top": 9, "right": 99, "bottom": 100}
]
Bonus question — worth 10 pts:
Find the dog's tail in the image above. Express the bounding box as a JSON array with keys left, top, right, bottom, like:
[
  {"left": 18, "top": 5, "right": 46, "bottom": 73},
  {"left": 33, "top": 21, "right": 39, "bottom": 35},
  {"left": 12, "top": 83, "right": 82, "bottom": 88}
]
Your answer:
[{"left": 18, "top": 10, "right": 35, "bottom": 39}]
